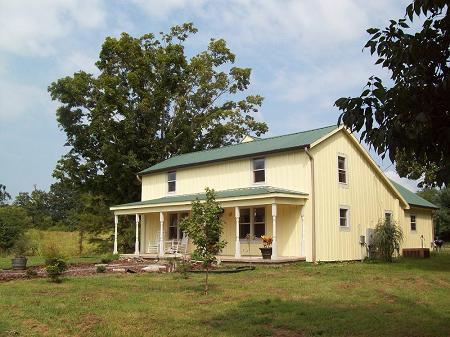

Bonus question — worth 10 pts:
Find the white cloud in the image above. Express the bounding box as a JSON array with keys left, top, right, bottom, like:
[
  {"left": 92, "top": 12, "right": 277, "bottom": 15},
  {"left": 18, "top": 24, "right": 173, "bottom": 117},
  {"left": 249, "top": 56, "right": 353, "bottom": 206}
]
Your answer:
[
  {"left": 0, "top": 0, "right": 105, "bottom": 56},
  {"left": 58, "top": 51, "right": 99, "bottom": 75},
  {"left": 385, "top": 170, "right": 421, "bottom": 192},
  {"left": 0, "top": 81, "right": 51, "bottom": 120}
]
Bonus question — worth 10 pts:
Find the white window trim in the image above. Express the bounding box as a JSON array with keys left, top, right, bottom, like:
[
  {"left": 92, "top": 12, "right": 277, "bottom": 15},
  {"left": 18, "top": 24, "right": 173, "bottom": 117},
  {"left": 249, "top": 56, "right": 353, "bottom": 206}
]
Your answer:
[
  {"left": 167, "top": 171, "right": 176, "bottom": 194},
  {"left": 239, "top": 206, "right": 266, "bottom": 242},
  {"left": 337, "top": 153, "right": 348, "bottom": 186},
  {"left": 410, "top": 214, "right": 417, "bottom": 232},
  {"left": 384, "top": 210, "right": 393, "bottom": 222},
  {"left": 252, "top": 158, "right": 266, "bottom": 185},
  {"left": 339, "top": 205, "right": 350, "bottom": 230}
]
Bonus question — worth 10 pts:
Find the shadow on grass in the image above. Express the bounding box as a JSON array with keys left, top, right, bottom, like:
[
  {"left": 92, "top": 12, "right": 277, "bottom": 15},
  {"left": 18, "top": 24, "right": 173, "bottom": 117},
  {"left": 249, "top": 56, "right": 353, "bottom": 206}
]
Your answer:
[{"left": 208, "top": 295, "right": 450, "bottom": 337}]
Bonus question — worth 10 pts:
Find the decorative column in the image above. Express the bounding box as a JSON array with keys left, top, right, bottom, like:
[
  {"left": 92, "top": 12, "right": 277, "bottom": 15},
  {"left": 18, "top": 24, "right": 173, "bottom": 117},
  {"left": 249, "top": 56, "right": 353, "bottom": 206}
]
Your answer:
[
  {"left": 234, "top": 207, "right": 241, "bottom": 258},
  {"left": 134, "top": 214, "right": 140, "bottom": 255},
  {"left": 272, "top": 203, "right": 278, "bottom": 259},
  {"left": 113, "top": 214, "right": 118, "bottom": 254},
  {"left": 300, "top": 208, "right": 305, "bottom": 257},
  {"left": 159, "top": 212, "right": 164, "bottom": 257}
]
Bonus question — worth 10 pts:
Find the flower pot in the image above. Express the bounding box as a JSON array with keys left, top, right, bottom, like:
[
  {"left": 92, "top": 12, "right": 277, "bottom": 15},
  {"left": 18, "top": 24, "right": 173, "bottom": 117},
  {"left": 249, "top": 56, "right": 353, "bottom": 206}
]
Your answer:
[
  {"left": 259, "top": 247, "right": 272, "bottom": 260},
  {"left": 11, "top": 257, "right": 27, "bottom": 270}
]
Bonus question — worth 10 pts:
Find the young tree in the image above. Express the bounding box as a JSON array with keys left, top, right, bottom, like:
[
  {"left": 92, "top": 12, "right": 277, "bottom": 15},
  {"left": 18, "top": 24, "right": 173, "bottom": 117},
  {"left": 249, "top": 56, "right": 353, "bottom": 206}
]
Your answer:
[
  {"left": 335, "top": 1, "right": 450, "bottom": 188},
  {"left": 48, "top": 23, "right": 268, "bottom": 205},
  {"left": 180, "top": 188, "right": 226, "bottom": 295},
  {"left": 373, "top": 218, "right": 404, "bottom": 262},
  {"left": 0, "top": 184, "right": 11, "bottom": 206}
]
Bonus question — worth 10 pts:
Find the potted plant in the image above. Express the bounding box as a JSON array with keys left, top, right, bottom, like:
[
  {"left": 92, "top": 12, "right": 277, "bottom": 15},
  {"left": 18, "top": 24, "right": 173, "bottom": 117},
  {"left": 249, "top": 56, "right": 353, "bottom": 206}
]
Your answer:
[
  {"left": 11, "top": 236, "right": 29, "bottom": 270},
  {"left": 259, "top": 235, "right": 273, "bottom": 260}
]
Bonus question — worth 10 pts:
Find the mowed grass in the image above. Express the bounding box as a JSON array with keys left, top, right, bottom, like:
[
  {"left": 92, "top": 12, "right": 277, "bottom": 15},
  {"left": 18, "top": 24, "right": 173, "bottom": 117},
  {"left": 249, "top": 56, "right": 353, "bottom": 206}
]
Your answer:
[
  {"left": 0, "top": 255, "right": 102, "bottom": 270},
  {"left": 1, "top": 252, "right": 450, "bottom": 337}
]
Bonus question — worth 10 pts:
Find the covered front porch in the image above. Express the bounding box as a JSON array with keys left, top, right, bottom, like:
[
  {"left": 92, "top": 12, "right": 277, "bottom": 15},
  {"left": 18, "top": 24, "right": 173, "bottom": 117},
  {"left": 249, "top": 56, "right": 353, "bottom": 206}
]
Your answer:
[{"left": 110, "top": 186, "right": 308, "bottom": 262}]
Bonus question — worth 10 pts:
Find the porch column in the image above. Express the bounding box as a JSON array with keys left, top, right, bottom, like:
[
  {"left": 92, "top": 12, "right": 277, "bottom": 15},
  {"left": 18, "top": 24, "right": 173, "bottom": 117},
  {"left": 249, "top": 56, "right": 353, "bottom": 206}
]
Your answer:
[
  {"left": 235, "top": 207, "right": 241, "bottom": 258},
  {"left": 272, "top": 203, "right": 278, "bottom": 259},
  {"left": 113, "top": 214, "right": 118, "bottom": 254},
  {"left": 159, "top": 212, "right": 164, "bottom": 257},
  {"left": 134, "top": 214, "right": 140, "bottom": 255}
]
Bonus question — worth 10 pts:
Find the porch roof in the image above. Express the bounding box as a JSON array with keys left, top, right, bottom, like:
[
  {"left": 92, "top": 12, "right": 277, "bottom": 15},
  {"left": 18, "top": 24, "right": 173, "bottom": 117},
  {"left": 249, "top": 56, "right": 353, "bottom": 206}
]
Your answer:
[{"left": 110, "top": 186, "right": 308, "bottom": 214}]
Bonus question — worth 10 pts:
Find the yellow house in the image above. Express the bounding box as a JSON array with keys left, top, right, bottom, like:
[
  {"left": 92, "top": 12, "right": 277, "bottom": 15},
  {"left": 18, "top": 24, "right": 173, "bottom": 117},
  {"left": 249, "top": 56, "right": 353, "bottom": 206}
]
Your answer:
[{"left": 110, "top": 125, "right": 437, "bottom": 262}]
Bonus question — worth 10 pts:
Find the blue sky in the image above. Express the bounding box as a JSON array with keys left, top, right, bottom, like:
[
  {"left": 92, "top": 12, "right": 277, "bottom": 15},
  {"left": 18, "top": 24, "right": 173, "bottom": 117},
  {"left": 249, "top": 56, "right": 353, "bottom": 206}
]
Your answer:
[{"left": 0, "top": 0, "right": 419, "bottom": 198}]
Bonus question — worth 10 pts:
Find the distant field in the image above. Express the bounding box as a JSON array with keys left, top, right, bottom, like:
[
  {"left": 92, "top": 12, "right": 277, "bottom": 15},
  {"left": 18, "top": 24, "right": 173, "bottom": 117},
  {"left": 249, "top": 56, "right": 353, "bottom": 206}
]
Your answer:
[
  {"left": 0, "top": 251, "right": 449, "bottom": 337},
  {"left": 0, "top": 229, "right": 104, "bottom": 270}
]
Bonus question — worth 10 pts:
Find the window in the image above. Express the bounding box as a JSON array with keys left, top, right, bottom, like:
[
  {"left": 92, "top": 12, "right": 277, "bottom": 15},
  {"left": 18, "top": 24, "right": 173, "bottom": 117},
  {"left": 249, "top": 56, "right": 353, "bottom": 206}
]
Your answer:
[
  {"left": 168, "top": 212, "right": 188, "bottom": 240},
  {"left": 385, "top": 211, "right": 392, "bottom": 223},
  {"left": 168, "top": 171, "right": 176, "bottom": 192},
  {"left": 339, "top": 207, "right": 349, "bottom": 227},
  {"left": 338, "top": 155, "right": 347, "bottom": 184},
  {"left": 253, "top": 158, "right": 265, "bottom": 183},
  {"left": 410, "top": 215, "right": 417, "bottom": 231},
  {"left": 239, "top": 207, "right": 266, "bottom": 239}
]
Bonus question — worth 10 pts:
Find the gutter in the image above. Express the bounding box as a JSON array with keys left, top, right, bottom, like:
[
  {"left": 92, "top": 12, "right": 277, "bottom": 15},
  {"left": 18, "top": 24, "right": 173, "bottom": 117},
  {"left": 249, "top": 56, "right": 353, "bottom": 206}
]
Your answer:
[{"left": 305, "top": 147, "right": 316, "bottom": 263}]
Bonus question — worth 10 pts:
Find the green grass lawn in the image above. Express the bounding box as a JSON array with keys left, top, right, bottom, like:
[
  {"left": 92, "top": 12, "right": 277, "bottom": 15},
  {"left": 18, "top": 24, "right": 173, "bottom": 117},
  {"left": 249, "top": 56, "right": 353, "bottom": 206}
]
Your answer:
[{"left": 1, "top": 252, "right": 450, "bottom": 337}]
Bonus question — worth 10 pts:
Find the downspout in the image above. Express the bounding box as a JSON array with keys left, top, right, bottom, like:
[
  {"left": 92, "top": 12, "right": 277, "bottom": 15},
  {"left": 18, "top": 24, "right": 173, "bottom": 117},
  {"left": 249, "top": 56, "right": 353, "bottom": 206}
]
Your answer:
[
  {"left": 305, "top": 147, "right": 316, "bottom": 263},
  {"left": 136, "top": 175, "right": 142, "bottom": 183}
]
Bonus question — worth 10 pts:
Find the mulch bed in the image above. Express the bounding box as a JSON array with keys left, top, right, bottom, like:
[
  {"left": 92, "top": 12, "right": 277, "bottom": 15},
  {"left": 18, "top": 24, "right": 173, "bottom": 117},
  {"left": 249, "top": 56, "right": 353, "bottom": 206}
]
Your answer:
[{"left": 0, "top": 257, "right": 167, "bottom": 283}]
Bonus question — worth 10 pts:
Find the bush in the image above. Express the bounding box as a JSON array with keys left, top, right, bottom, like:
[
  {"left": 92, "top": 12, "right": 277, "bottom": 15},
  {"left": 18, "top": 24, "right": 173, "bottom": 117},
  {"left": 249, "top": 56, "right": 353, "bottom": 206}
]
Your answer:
[
  {"left": 45, "top": 258, "right": 68, "bottom": 283},
  {"left": 96, "top": 265, "right": 107, "bottom": 273},
  {"left": 25, "top": 268, "right": 38, "bottom": 278},
  {"left": 12, "top": 236, "right": 29, "bottom": 258},
  {"left": 0, "top": 206, "right": 29, "bottom": 254},
  {"left": 373, "top": 218, "right": 404, "bottom": 262},
  {"left": 100, "top": 253, "right": 119, "bottom": 264}
]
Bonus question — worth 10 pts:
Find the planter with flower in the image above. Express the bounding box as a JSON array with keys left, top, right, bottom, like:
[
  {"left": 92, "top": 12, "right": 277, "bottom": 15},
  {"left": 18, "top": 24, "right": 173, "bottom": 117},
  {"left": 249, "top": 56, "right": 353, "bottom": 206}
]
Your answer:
[{"left": 259, "top": 235, "right": 273, "bottom": 260}]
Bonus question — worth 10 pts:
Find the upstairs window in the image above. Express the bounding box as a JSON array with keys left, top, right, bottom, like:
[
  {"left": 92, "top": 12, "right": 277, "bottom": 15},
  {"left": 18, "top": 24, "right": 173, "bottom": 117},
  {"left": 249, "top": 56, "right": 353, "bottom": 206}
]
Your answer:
[
  {"left": 339, "top": 207, "right": 349, "bottom": 227},
  {"left": 168, "top": 171, "right": 176, "bottom": 192},
  {"left": 385, "top": 211, "right": 392, "bottom": 223},
  {"left": 253, "top": 158, "right": 265, "bottom": 183},
  {"left": 410, "top": 215, "right": 417, "bottom": 231},
  {"left": 338, "top": 155, "right": 347, "bottom": 184}
]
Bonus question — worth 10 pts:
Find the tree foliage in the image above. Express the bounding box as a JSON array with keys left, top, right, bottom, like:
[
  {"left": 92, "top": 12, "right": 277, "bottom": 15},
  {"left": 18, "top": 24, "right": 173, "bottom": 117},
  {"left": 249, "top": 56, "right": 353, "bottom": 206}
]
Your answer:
[
  {"left": 0, "top": 184, "right": 11, "bottom": 206},
  {"left": 0, "top": 206, "right": 30, "bottom": 254},
  {"left": 48, "top": 23, "right": 268, "bottom": 205},
  {"left": 418, "top": 187, "right": 450, "bottom": 240},
  {"left": 335, "top": 1, "right": 450, "bottom": 187},
  {"left": 180, "top": 188, "right": 226, "bottom": 294}
]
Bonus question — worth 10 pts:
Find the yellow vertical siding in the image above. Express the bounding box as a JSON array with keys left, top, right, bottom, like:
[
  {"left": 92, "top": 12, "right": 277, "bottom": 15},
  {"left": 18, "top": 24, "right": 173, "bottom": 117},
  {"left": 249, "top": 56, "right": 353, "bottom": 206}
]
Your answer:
[
  {"left": 311, "top": 131, "right": 404, "bottom": 261},
  {"left": 401, "top": 208, "right": 434, "bottom": 249}
]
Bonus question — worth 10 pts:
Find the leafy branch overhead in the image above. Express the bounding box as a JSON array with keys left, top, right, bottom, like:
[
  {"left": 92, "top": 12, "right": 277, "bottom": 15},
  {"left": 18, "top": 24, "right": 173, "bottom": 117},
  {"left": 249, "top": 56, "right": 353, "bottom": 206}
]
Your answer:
[
  {"left": 335, "top": 1, "right": 450, "bottom": 187},
  {"left": 48, "top": 23, "right": 268, "bottom": 204}
]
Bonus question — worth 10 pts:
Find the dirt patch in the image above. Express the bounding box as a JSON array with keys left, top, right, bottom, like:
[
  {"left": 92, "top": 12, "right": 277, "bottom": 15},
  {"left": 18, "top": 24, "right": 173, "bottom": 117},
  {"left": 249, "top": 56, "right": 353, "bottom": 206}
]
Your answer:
[
  {"left": 76, "top": 313, "right": 103, "bottom": 335},
  {"left": 271, "top": 328, "right": 305, "bottom": 337},
  {"left": 336, "top": 282, "right": 359, "bottom": 290},
  {"left": 376, "top": 288, "right": 398, "bottom": 303},
  {"left": 24, "top": 318, "right": 50, "bottom": 335}
]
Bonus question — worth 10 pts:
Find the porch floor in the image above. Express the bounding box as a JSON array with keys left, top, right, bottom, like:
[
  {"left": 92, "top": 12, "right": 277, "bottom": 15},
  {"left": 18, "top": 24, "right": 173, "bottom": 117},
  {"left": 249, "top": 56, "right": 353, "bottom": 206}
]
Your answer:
[{"left": 120, "top": 254, "right": 305, "bottom": 264}]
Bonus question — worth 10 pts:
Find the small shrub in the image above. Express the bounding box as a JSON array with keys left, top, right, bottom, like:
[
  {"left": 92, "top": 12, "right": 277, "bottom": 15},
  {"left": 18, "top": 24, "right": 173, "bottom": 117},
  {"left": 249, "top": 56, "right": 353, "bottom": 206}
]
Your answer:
[
  {"left": 100, "top": 253, "right": 119, "bottom": 264},
  {"left": 45, "top": 258, "right": 68, "bottom": 283},
  {"left": 96, "top": 265, "right": 107, "bottom": 273},
  {"left": 177, "top": 259, "right": 191, "bottom": 279},
  {"left": 373, "top": 218, "right": 404, "bottom": 262}
]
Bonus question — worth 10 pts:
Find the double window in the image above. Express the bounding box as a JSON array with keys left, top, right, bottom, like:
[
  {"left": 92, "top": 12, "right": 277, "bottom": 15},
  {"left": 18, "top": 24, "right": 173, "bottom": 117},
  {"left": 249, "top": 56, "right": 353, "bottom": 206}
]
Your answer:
[
  {"left": 253, "top": 158, "right": 265, "bottom": 183},
  {"left": 168, "top": 171, "right": 176, "bottom": 192},
  {"left": 339, "top": 207, "right": 350, "bottom": 228},
  {"left": 410, "top": 215, "right": 417, "bottom": 231},
  {"left": 239, "top": 207, "right": 266, "bottom": 239},
  {"left": 168, "top": 212, "right": 188, "bottom": 240},
  {"left": 338, "top": 155, "right": 347, "bottom": 184}
]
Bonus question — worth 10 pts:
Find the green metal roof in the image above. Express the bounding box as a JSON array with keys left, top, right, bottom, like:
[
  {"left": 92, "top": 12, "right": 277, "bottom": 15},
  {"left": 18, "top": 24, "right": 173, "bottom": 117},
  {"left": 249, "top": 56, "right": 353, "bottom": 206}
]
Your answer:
[
  {"left": 111, "top": 186, "right": 308, "bottom": 209},
  {"left": 139, "top": 125, "right": 338, "bottom": 175},
  {"left": 390, "top": 180, "right": 438, "bottom": 209}
]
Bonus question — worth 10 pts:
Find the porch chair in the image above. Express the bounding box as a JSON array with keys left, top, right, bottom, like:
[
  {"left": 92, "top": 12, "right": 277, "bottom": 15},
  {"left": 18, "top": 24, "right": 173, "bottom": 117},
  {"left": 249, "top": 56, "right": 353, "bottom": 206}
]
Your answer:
[
  {"left": 147, "top": 231, "right": 161, "bottom": 254},
  {"left": 175, "top": 234, "right": 189, "bottom": 257}
]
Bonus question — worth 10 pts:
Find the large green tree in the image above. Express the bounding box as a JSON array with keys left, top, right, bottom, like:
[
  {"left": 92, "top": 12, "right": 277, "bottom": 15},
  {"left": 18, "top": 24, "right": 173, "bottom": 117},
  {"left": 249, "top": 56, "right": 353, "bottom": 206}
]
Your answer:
[
  {"left": 48, "top": 23, "right": 267, "bottom": 205},
  {"left": 335, "top": 1, "right": 450, "bottom": 187}
]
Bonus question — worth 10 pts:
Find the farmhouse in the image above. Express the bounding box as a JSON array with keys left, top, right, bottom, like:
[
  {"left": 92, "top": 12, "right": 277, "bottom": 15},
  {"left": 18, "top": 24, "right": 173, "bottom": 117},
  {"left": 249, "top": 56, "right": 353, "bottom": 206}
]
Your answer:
[{"left": 110, "top": 125, "right": 437, "bottom": 262}]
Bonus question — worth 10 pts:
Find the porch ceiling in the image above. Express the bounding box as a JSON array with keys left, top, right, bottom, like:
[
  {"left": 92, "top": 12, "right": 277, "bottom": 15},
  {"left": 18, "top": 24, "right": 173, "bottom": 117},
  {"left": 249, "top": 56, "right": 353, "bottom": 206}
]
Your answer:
[{"left": 110, "top": 186, "right": 308, "bottom": 215}]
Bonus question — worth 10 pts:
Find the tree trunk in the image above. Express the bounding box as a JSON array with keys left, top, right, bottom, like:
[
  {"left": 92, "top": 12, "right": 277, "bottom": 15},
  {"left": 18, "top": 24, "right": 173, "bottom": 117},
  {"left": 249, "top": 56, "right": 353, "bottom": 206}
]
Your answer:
[
  {"left": 79, "top": 229, "right": 84, "bottom": 255},
  {"left": 204, "top": 266, "right": 209, "bottom": 295}
]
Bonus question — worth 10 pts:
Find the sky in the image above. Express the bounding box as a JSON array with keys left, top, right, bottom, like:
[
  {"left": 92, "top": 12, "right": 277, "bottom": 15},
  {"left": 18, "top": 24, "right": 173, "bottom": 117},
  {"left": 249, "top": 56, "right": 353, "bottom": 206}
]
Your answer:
[{"left": 0, "top": 0, "right": 420, "bottom": 198}]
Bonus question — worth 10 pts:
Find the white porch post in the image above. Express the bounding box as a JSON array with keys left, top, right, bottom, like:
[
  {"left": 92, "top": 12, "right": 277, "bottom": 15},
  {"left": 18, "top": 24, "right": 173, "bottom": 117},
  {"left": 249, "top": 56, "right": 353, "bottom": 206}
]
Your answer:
[
  {"left": 272, "top": 203, "right": 278, "bottom": 259},
  {"left": 134, "top": 214, "right": 140, "bottom": 255},
  {"left": 113, "top": 214, "right": 118, "bottom": 254},
  {"left": 159, "top": 212, "right": 164, "bottom": 257},
  {"left": 235, "top": 206, "right": 241, "bottom": 258}
]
